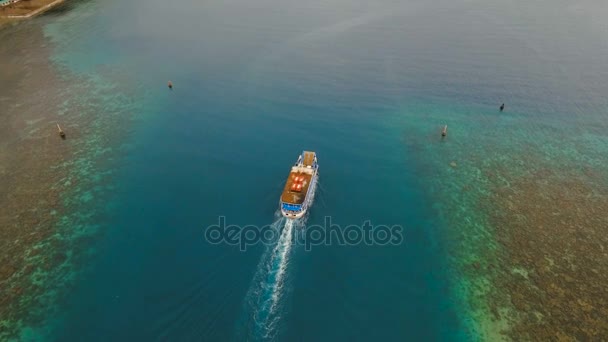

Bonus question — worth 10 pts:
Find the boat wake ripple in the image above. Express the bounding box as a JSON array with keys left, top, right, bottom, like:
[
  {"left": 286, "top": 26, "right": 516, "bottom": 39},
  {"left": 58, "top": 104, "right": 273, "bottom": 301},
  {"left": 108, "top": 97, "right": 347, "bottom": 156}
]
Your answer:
[
  {"left": 236, "top": 214, "right": 306, "bottom": 341},
  {"left": 235, "top": 179, "right": 317, "bottom": 340}
]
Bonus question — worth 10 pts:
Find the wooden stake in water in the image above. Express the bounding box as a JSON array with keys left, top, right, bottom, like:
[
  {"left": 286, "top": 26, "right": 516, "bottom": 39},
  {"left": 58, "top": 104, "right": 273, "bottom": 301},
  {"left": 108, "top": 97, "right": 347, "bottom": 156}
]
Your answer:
[{"left": 57, "top": 124, "right": 66, "bottom": 139}]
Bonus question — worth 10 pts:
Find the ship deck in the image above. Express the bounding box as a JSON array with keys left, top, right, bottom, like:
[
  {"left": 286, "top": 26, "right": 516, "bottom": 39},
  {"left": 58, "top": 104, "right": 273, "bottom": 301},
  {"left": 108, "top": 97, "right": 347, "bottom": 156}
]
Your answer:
[
  {"left": 303, "top": 151, "right": 315, "bottom": 167},
  {"left": 280, "top": 171, "right": 313, "bottom": 205}
]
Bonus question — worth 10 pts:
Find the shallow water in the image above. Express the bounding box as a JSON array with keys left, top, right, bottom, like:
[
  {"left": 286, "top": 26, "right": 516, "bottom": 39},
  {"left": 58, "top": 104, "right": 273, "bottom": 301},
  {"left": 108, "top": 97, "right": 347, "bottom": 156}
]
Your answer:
[{"left": 2, "top": 0, "right": 608, "bottom": 340}]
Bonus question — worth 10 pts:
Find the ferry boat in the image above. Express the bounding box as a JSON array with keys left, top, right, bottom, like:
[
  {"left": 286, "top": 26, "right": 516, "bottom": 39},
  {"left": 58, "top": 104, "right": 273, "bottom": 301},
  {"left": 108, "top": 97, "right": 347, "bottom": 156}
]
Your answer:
[{"left": 280, "top": 151, "right": 318, "bottom": 219}]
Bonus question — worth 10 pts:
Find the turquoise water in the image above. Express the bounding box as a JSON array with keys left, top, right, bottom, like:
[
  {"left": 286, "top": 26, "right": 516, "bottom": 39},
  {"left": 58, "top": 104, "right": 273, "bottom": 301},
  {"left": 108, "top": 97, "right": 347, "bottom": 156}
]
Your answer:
[{"left": 4, "top": 0, "right": 608, "bottom": 340}]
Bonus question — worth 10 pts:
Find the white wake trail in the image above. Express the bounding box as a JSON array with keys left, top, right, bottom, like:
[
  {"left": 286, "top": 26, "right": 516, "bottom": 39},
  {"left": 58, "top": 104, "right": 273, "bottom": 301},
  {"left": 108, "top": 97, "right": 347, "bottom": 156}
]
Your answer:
[
  {"left": 235, "top": 215, "right": 300, "bottom": 341},
  {"left": 238, "top": 178, "right": 317, "bottom": 340},
  {"left": 268, "top": 218, "right": 294, "bottom": 313}
]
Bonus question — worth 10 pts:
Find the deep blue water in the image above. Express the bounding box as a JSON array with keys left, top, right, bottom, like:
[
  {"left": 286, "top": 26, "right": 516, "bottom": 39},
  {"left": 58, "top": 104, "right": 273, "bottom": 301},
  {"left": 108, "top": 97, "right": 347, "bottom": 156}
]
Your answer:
[{"left": 14, "top": 0, "right": 608, "bottom": 340}]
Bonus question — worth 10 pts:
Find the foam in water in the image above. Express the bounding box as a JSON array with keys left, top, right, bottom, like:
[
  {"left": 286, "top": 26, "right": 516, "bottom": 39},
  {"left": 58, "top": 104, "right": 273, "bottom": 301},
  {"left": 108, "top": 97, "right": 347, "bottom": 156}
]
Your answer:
[
  {"left": 254, "top": 217, "right": 294, "bottom": 340},
  {"left": 266, "top": 219, "right": 294, "bottom": 311},
  {"left": 235, "top": 213, "right": 310, "bottom": 341},
  {"left": 235, "top": 179, "right": 317, "bottom": 340}
]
